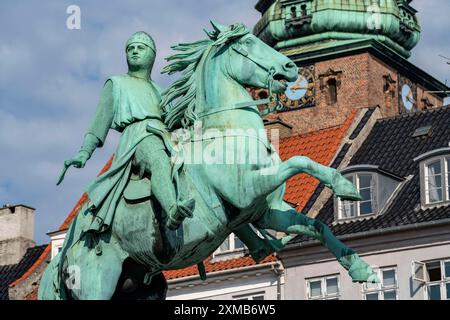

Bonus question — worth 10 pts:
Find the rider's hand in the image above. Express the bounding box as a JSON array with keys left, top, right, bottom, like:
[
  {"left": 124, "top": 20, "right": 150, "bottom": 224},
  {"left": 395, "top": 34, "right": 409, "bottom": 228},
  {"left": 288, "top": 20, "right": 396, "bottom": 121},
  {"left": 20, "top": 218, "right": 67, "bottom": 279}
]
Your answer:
[{"left": 64, "top": 151, "right": 90, "bottom": 169}]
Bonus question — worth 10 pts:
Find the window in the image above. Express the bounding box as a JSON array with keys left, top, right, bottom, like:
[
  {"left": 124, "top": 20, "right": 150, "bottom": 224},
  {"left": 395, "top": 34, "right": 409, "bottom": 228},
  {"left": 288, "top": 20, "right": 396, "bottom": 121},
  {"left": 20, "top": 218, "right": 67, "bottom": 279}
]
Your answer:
[
  {"left": 363, "top": 267, "right": 398, "bottom": 300},
  {"left": 233, "top": 291, "right": 265, "bottom": 300},
  {"left": 327, "top": 79, "right": 338, "bottom": 104},
  {"left": 417, "top": 152, "right": 450, "bottom": 207},
  {"left": 338, "top": 173, "right": 376, "bottom": 219},
  {"left": 424, "top": 260, "right": 450, "bottom": 300},
  {"left": 306, "top": 275, "right": 340, "bottom": 300},
  {"left": 217, "top": 233, "right": 246, "bottom": 253},
  {"left": 425, "top": 160, "right": 444, "bottom": 203}
]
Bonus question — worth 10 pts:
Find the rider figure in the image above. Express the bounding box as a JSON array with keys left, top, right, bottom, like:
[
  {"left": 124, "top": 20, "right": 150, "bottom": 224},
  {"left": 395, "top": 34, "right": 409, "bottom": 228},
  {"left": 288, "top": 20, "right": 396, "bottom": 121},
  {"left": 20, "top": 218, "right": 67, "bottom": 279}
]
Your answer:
[
  {"left": 64, "top": 31, "right": 194, "bottom": 232},
  {"left": 63, "top": 31, "right": 279, "bottom": 263}
]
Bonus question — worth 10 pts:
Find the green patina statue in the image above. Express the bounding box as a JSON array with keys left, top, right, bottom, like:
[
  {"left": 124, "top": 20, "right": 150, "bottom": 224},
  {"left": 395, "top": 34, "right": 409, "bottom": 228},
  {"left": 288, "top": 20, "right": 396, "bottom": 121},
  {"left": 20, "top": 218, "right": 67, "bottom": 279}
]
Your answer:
[{"left": 39, "top": 22, "right": 379, "bottom": 300}]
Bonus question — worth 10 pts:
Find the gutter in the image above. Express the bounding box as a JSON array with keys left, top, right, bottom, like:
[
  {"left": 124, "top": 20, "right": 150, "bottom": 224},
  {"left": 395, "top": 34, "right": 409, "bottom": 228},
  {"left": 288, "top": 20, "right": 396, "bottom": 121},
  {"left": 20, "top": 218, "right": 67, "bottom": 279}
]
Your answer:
[
  {"left": 284, "top": 217, "right": 450, "bottom": 252},
  {"left": 168, "top": 261, "right": 279, "bottom": 285}
]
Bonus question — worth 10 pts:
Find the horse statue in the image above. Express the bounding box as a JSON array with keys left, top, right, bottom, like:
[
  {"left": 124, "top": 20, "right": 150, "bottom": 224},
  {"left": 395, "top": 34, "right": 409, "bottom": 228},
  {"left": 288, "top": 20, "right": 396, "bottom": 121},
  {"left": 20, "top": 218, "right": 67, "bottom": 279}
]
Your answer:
[{"left": 39, "top": 22, "right": 378, "bottom": 300}]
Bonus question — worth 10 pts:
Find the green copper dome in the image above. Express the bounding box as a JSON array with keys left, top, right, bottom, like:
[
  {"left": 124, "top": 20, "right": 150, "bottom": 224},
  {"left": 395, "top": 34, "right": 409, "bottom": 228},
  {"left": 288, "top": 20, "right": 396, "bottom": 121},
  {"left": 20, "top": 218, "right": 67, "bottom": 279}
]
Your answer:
[{"left": 254, "top": 0, "right": 420, "bottom": 58}]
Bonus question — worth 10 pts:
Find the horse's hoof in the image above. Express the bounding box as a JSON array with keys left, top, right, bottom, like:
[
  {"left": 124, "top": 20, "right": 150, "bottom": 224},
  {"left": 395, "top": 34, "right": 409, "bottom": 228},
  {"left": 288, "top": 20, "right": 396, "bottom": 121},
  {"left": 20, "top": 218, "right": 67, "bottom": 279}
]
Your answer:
[
  {"left": 340, "top": 253, "right": 380, "bottom": 283},
  {"left": 330, "top": 170, "right": 362, "bottom": 201}
]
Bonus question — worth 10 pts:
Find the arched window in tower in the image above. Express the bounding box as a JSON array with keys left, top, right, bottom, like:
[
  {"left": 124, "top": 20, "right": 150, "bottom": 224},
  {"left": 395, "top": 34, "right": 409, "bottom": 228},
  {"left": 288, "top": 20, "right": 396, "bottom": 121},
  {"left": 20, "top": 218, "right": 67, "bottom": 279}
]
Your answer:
[
  {"left": 290, "top": 6, "right": 297, "bottom": 19},
  {"left": 319, "top": 68, "right": 342, "bottom": 106},
  {"left": 328, "top": 79, "right": 338, "bottom": 105},
  {"left": 301, "top": 4, "right": 307, "bottom": 17}
]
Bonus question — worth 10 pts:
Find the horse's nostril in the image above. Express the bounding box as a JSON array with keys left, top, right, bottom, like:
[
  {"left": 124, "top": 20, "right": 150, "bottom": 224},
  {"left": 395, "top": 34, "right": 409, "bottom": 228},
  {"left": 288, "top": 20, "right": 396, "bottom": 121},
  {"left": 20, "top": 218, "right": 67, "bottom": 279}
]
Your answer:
[{"left": 284, "top": 62, "right": 296, "bottom": 70}]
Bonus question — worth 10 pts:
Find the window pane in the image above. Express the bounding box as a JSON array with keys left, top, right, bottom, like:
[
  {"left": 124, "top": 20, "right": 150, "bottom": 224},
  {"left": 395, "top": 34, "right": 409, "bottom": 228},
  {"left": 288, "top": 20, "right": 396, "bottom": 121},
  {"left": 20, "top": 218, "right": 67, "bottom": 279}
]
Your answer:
[
  {"left": 383, "top": 290, "right": 397, "bottom": 300},
  {"left": 428, "top": 284, "right": 441, "bottom": 300},
  {"left": 359, "top": 174, "right": 372, "bottom": 189},
  {"left": 360, "top": 188, "right": 372, "bottom": 201},
  {"left": 326, "top": 278, "right": 338, "bottom": 295},
  {"left": 341, "top": 201, "right": 356, "bottom": 218},
  {"left": 234, "top": 235, "right": 245, "bottom": 250},
  {"left": 309, "top": 280, "right": 322, "bottom": 297},
  {"left": 253, "top": 295, "right": 264, "bottom": 300},
  {"left": 382, "top": 270, "right": 396, "bottom": 287},
  {"left": 428, "top": 188, "right": 443, "bottom": 203},
  {"left": 426, "top": 262, "right": 442, "bottom": 282},
  {"left": 445, "top": 261, "right": 450, "bottom": 279},
  {"left": 366, "top": 293, "right": 378, "bottom": 300},
  {"left": 428, "top": 161, "right": 442, "bottom": 176},
  {"left": 360, "top": 201, "right": 373, "bottom": 215},
  {"left": 447, "top": 284, "right": 450, "bottom": 300},
  {"left": 219, "top": 237, "right": 230, "bottom": 252},
  {"left": 427, "top": 161, "right": 443, "bottom": 203}
]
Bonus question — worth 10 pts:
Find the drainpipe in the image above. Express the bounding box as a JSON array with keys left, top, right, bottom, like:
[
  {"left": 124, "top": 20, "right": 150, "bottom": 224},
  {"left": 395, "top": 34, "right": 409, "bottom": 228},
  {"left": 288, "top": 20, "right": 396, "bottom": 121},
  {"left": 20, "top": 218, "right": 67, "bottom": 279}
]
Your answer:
[{"left": 271, "top": 262, "right": 283, "bottom": 300}]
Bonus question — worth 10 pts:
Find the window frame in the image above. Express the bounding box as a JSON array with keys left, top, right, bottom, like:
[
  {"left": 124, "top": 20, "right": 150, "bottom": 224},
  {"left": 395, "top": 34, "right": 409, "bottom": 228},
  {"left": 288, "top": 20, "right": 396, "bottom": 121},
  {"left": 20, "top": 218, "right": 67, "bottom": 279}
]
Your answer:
[
  {"left": 306, "top": 274, "right": 341, "bottom": 300},
  {"left": 215, "top": 233, "right": 247, "bottom": 255},
  {"left": 362, "top": 266, "right": 399, "bottom": 300},
  {"left": 337, "top": 172, "right": 378, "bottom": 221},
  {"left": 232, "top": 291, "right": 266, "bottom": 300},
  {"left": 421, "top": 156, "right": 450, "bottom": 206},
  {"left": 423, "top": 259, "right": 450, "bottom": 300}
]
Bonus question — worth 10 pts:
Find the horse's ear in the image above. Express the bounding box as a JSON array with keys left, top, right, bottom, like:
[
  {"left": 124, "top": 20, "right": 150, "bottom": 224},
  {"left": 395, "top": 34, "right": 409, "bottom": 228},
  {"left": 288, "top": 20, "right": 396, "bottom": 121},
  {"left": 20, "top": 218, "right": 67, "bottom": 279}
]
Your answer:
[{"left": 210, "top": 20, "right": 227, "bottom": 34}]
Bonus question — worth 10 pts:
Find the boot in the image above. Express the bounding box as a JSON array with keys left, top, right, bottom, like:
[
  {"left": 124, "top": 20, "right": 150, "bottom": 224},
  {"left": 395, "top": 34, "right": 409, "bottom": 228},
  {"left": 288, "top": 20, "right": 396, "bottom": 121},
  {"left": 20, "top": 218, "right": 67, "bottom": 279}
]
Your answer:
[{"left": 166, "top": 198, "right": 195, "bottom": 230}]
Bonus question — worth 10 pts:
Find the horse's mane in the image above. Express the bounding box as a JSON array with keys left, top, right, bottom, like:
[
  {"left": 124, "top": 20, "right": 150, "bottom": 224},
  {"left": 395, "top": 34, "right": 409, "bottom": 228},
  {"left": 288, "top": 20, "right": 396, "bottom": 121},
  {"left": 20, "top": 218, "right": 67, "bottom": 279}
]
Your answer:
[{"left": 161, "top": 22, "right": 249, "bottom": 130}]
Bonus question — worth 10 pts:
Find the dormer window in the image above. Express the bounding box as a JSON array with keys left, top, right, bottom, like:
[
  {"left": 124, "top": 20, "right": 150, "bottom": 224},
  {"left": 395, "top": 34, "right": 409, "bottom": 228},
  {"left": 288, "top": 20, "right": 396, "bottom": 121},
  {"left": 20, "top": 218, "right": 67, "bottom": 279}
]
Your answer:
[
  {"left": 415, "top": 148, "right": 450, "bottom": 207},
  {"left": 338, "top": 173, "right": 375, "bottom": 219},
  {"left": 212, "top": 233, "right": 247, "bottom": 262},
  {"left": 218, "top": 233, "right": 245, "bottom": 253},
  {"left": 335, "top": 165, "right": 404, "bottom": 222},
  {"left": 47, "top": 229, "right": 67, "bottom": 260}
]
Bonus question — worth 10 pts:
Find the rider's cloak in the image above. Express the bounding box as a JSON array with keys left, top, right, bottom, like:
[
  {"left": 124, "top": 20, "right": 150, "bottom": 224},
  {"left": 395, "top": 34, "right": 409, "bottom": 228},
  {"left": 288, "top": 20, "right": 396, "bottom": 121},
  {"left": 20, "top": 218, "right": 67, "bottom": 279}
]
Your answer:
[{"left": 83, "top": 74, "right": 165, "bottom": 233}]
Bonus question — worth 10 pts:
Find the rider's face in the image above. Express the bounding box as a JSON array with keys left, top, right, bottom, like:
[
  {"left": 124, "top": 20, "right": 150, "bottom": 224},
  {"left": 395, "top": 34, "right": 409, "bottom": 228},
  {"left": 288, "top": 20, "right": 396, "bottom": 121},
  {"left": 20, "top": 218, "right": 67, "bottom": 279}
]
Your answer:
[{"left": 126, "top": 43, "right": 155, "bottom": 70}]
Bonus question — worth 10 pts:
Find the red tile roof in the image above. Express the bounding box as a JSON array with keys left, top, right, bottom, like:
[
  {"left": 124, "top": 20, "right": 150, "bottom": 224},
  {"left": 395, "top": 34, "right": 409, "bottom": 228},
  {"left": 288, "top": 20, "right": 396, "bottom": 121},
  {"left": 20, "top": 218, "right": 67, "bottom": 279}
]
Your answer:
[
  {"left": 163, "top": 255, "right": 277, "bottom": 280},
  {"left": 279, "top": 110, "right": 357, "bottom": 211},
  {"left": 16, "top": 110, "right": 358, "bottom": 295}
]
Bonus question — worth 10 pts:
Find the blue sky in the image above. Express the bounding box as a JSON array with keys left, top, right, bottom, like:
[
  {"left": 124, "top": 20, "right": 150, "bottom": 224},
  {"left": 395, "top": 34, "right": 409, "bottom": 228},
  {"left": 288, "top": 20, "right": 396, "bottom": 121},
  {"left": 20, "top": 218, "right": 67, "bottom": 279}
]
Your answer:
[{"left": 0, "top": 1, "right": 449, "bottom": 244}]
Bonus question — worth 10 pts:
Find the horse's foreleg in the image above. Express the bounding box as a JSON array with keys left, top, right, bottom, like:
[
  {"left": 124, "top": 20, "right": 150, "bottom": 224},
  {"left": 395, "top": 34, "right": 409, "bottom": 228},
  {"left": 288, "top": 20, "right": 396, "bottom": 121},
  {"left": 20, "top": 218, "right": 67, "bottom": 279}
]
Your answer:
[{"left": 255, "top": 207, "right": 379, "bottom": 283}]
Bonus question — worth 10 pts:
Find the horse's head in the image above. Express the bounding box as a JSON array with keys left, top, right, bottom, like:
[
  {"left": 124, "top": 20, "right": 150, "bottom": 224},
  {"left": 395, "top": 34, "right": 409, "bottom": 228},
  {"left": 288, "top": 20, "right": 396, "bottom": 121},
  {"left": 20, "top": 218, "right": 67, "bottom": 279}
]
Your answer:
[
  {"left": 161, "top": 22, "right": 299, "bottom": 129},
  {"left": 206, "top": 21, "right": 298, "bottom": 93}
]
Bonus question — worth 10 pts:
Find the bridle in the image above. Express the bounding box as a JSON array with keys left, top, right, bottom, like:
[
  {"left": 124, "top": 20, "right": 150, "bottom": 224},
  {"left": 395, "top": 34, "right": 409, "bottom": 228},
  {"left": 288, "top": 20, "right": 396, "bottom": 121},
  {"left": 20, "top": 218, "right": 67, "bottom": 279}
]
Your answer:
[{"left": 194, "top": 37, "right": 284, "bottom": 124}]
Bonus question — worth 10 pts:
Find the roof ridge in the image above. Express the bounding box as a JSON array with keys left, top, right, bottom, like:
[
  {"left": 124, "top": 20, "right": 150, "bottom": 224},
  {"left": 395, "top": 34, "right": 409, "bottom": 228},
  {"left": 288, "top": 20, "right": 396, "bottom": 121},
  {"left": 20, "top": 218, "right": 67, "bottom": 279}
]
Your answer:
[
  {"left": 377, "top": 105, "right": 450, "bottom": 123},
  {"left": 281, "top": 110, "right": 358, "bottom": 141}
]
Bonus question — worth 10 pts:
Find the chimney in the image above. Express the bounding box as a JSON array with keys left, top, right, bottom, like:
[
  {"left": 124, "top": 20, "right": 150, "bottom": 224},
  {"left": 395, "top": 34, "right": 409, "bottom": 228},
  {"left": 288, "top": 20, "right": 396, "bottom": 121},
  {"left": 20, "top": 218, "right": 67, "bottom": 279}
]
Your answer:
[{"left": 0, "top": 204, "right": 36, "bottom": 266}]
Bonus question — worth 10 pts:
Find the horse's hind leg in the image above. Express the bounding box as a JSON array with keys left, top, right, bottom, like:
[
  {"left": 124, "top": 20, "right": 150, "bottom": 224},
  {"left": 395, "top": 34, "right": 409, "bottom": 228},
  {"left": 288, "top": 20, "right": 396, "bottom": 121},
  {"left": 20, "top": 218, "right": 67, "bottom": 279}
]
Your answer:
[
  {"left": 112, "top": 259, "right": 167, "bottom": 300},
  {"left": 221, "top": 155, "right": 360, "bottom": 210},
  {"left": 255, "top": 205, "right": 379, "bottom": 283}
]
